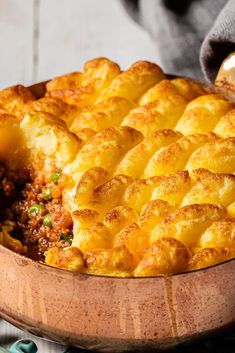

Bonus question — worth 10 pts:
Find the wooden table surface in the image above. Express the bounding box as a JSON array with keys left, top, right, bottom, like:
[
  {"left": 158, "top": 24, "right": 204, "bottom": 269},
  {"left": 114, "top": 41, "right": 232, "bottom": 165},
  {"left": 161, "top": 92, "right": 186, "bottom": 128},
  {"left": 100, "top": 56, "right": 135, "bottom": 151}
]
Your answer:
[{"left": 0, "top": 0, "right": 161, "bottom": 89}]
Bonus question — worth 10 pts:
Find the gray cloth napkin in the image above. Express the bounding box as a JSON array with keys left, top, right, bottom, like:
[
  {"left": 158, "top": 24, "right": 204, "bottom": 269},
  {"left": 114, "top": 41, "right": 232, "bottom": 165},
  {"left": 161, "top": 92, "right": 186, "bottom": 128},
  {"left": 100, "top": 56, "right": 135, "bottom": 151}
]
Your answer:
[{"left": 120, "top": 0, "right": 235, "bottom": 82}]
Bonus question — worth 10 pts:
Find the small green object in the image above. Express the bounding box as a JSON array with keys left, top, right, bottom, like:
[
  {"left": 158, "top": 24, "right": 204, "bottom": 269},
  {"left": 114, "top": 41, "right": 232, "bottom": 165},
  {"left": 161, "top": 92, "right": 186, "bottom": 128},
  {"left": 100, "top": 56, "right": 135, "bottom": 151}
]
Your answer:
[
  {"left": 28, "top": 204, "right": 44, "bottom": 217},
  {"left": 8, "top": 339, "right": 38, "bottom": 353},
  {"left": 51, "top": 170, "right": 61, "bottom": 184},
  {"left": 60, "top": 233, "right": 72, "bottom": 245},
  {"left": 43, "top": 213, "right": 52, "bottom": 227},
  {"left": 42, "top": 187, "right": 52, "bottom": 200}
]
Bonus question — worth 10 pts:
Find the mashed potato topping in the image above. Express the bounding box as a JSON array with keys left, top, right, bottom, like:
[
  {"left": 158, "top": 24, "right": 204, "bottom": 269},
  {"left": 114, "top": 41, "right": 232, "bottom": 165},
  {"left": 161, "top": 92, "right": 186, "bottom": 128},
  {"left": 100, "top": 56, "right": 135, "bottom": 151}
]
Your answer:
[{"left": 0, "top": 58, "right": 234, "bottom": 276}]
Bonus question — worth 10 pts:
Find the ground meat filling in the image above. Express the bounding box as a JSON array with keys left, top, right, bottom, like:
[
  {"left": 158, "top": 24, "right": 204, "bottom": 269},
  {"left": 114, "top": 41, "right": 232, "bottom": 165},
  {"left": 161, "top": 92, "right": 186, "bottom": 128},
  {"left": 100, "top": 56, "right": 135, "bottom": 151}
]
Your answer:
[{"left": 0, "top": 163, "right": 73, "bottom": 261}]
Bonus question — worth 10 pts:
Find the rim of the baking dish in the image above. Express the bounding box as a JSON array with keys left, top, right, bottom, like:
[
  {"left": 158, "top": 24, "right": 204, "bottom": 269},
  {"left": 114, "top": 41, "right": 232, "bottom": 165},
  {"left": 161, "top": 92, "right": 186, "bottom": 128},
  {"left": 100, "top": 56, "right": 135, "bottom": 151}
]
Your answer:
[{"left": 1, "top": 243, "right": 235, "bottom": 279}]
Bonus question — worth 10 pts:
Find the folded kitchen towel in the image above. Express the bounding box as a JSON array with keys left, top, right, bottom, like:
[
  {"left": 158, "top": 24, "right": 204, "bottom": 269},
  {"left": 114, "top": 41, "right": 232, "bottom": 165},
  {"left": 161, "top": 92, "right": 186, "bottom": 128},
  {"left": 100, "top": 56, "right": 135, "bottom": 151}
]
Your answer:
[{"left": 120, "top": 0, "right": 235, "bottom": 82}]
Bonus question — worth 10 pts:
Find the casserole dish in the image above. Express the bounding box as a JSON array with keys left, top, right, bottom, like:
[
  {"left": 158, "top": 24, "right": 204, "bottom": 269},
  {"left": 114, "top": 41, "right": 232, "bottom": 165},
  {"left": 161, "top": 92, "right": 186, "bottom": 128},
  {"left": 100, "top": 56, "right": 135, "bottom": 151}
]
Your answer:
[{"left": 0, "top": 54, "right": 235, "bottom": 351}]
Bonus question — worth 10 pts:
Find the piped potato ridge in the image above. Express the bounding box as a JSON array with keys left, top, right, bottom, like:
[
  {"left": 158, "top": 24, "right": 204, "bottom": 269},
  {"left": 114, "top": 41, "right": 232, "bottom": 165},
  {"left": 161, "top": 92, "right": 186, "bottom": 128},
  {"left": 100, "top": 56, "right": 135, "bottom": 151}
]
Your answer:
[{"left": 0, "top": 57, "right": 235, "bottom": 277}]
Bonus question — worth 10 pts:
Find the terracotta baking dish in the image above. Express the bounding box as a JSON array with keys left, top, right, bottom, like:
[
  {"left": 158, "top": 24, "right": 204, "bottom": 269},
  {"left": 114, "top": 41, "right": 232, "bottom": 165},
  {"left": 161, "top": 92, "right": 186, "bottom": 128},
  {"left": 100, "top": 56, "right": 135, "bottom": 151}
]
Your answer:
[{"left": 0, "top": 55, "right": 235, "bottom": 352}]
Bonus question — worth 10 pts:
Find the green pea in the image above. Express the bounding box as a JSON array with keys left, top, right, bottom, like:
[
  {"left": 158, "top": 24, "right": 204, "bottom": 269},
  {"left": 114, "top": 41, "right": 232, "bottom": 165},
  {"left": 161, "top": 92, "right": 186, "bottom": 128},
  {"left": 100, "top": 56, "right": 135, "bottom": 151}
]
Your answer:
[
  {"left": 28, "top": 204, "right": 44, "bottom": 217},
  {"left": 51, "top": 170, "right": 62, "bottom": 185},
  {"left": 43, "top": 214, "right": 52, "bottom": 228},
  {"left": 59, "top": 233, "right": 72, "bottom": 245},
  {"left": 43, "top": 187, "right": 52, "bottom": 200}
]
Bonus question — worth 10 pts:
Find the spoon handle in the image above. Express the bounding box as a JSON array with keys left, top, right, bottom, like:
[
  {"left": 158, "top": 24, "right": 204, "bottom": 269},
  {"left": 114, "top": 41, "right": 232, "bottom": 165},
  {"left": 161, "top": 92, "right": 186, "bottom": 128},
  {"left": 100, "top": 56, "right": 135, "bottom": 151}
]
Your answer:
[{"left": 215, "top": 52, "right": 235, "bottom": 91}]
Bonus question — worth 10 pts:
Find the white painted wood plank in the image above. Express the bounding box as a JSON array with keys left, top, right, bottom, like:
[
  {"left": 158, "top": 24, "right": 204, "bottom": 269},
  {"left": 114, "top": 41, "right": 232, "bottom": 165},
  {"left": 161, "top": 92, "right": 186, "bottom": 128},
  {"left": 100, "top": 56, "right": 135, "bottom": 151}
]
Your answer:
[
  {"left": 0, "top": 0, "right": 34, "bottom": 88},
  {"left": 37, "top": 0, "right": 161, "bottom": 82},
  {"left": 0, "top": 0, "right": 161, "bottom": 87}
]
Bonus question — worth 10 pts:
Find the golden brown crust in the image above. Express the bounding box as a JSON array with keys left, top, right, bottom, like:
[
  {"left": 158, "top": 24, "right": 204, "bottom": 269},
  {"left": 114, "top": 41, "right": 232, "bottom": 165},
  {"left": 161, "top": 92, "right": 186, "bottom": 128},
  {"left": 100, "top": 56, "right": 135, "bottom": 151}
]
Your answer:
[
  {"left": 134, "top": 237, "right": 190, "bottom": 276},
  {"left": 176, "top": 94, "right": 232, "bottom": 135},
  {"left": 25, "top": 97, "right": 81, "bottom": 127},
  {"left": 199, "top": 218, "right": 235, "bottom": 248},
  {"left": 187, "top": 137, "right": 235, "bottom": 173},
  {"left": 214, "top": 109, "right": 235, "bottom": 137},
  {"left": 45, "top": 246, "right": 84, "bottom": 272},
  {"left": 189, "top": 247, "right": 235, "bottom": 271},
  {"left": 151, "top": 204, "right": 226, "bottom": 247},
  {"left": 0, "top": 85, "right": 35, "bottom": 115},
  {"left": 97, "top": 61, "right": 165, "bottom": 102},
  {"left": 46, "top": 58, "right": 121, "bottom": 106},
  {"left": 70, "top": 96, "right": 135, "bottom": 135},
  {"left": 84, "top": 245, "right": 136, "bottom": 276},
  {"left": 0, "top": 57, "right": 234, "bottom": 276}
]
